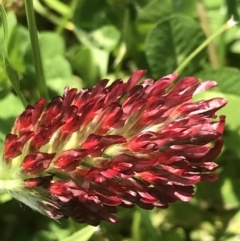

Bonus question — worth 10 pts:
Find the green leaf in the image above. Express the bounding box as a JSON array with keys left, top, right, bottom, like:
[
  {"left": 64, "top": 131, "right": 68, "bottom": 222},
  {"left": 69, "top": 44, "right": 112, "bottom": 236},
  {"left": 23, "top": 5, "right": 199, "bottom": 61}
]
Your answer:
[
  {"left": 230, "top": 39, "right": 240, "bottom": 54},
  {"left": 190, "top": 226, "right": 215, "bottom": 241},
  {"left": 167, "top": 202, "right": 204, "bottom": 228},
  {"left": 196, "top": 67, "right": 240, "bottom": 96},
  {"left": 194, "top": 90, "right": 240, "bottom": 130},
  {"left": 47, "top": 76, "right": 83, "bottom": 96},
  {"left": 203, "top": 0, "right": 223, "bottom": 8},
  {"left": 31, "top": 221, "right": 71, "bottom": 241},
  {"left": 24, "top": 32, "right": 72, "bottom": 86},
  {"left": 221, "top": 236, "right": 240, "bottom": 241},
  {"left": 161, "top": 228, "right": 186, "bottom": 241},
  {"left": 221, "top": 178, "right": 239, "bottom": 209},
  {"left": 0, "top": 91, "right": 23, "bottom": 118},
  {"left": 225, "top": 0, "right": 240, "bottom": 21},
  {"left": 0, "top": 4, "right": 28, "bottom": 107},
  {"left": 43, "top": 55, "right": 71, "bottom": 81},
  {"left": 39, "top": 32, "right": 65, "bottom": 57},
  {"left": 71, "top": 29, "right": 110, "bottom": 82},
  {"left": 73, "top": 25, "right": 114, "bottom": 82},
  {"left": 90, "top": 47, "right": 109, "bottom": 79},
  {"left": 61, "top": 225, "right": 96, "bottom": 241},
  {"left": 89, "top": 25, "right": 120, "bottom": 52},
  {"left": 146, "top": 16, "right": 206, "bottom": 78},
  {"left": 73, "top": 0, "right": 109, "bottom": 30},
  {"left": 8, "top": 26, "right": 29, "bottom": 73},
  {"left": 137, "top": 0, "right": 172, "bottom": 23},
  {"left": 122, "top": 9, "right": 140, "bottom": 55},
  {"left": 0, "top": 92, "right": 23, "bottom": 145},
  {"left": 172, "top": 0, "right": 196, "bottom": 16},
  {"left": 67, "top": 45, "right": 99, "bottom": 86},
  {"left": 138, "top": 209, "right": 160, "bottom": 241},
  {"left": 225, "top": 210, "right": 240, "bottom": 236}
]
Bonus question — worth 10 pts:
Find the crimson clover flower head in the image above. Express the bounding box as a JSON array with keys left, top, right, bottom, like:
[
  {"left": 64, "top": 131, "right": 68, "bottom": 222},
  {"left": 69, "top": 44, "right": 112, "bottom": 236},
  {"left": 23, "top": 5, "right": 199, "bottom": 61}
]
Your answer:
[{"left": 0, "top": 70, "right": 227, "bottom": 226}]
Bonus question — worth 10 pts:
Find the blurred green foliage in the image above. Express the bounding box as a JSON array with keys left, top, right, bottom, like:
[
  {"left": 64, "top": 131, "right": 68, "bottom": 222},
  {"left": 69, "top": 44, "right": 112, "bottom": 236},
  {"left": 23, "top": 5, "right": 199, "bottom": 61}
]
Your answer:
[{"left": 0, "top": 0, "right": 240, "bottom": 240}]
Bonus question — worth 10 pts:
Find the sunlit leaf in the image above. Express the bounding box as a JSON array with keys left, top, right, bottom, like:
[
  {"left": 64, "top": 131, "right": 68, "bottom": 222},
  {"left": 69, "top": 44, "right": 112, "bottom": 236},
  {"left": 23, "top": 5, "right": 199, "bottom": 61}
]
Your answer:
[
  {"left": 0, "top": 5, "right": 27, "bottom": 107},
  {"left": 196, "top": 67, "right": 240, "bottom": 96},
  {"left": 90, "top": 25, "right": 120, "bottom": 52},
  {"left": 195, "top": 90, "right": 240, "bottom": 130},
  {"left": 24, "top": 32, "right": 72, "bottom": 86},
  {"left": 146, "top": 16, "right": 206, "bottom": 78},
  {"left": 61, "top": 225, "right": 96, "bottom": 241},
  {"left": 137, "top": 0, "right": 172, "bottom": 23}
]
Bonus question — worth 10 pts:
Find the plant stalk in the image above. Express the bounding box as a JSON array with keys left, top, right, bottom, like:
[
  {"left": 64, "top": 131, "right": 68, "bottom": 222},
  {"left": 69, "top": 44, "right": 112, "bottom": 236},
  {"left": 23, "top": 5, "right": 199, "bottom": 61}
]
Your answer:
[
  {"left": 24, "top": 0, "right": 49, "bottom": 100},
  {"left": 174, "top": 18, "right": 237, "bottom": 75},
  {"left": 55, "top": 0, "right": 78, "bottom": 34}
]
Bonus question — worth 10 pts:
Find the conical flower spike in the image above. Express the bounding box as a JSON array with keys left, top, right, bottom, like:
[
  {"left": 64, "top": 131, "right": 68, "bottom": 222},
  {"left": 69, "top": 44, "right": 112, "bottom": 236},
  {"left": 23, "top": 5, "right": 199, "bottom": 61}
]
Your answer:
[{"left": 0, "top": 70, "right": 227, "bottom": 226}]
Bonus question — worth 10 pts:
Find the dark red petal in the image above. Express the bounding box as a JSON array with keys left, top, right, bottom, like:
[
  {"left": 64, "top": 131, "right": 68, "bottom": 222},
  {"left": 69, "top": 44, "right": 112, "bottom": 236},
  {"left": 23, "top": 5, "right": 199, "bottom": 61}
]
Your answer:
[
  {"left": 25, "top": 175, "right": 53, "bottom": 188},
  {"left": 95, "top": 191, "right": 122, "bottom": 206},
  {"left": 145, "top": 74, "right": 177, "bottom": 96},
  {"left": 2, "top": 70, "right": 227, "bottom": 226},
  {"left": 31, "top": 98, "right": 46, "bottom": 123},
  {"left": 194, "top": 80, "right": 217, "bottom": 94},
  {"left": 126, "top": 69, "right": 146, "bottom": 92},
  {"left": 4, "top": 134, "right": 23, "bottom": 159},
  {"left": 104, "top": 79, "right": 125, "bottom": 104},
  {"left": 99, "top": 103, "right": 124, "bottom": 131},
  {"left": 43, "top": 97, "right": 63, "bottom": 124},
  {"left": 81, "top": 134, "right": 126, "bottom": 156},
  {"left": 21, "top": 152, "right": 56, "bottom": 174},
  {"left": 62, "top": 88, "right": 77, "bottom": 111},
  {"left": 61, "top": 115, "right": 82, "bottom": 135},
  {"left": 55, "top": 149, "right": 87, "bottom": 171},
  {"left": 50, "top": 181, "right": 73, "bottom": 202},
  {"left": 31, "top": 127, "right": 52, "bottom": 148},
  {"left": 200, "top": 173, "right": 218, "bottom": 182},
  {"left": 15, "top": 108, "right": 33, "bottom": 132}
]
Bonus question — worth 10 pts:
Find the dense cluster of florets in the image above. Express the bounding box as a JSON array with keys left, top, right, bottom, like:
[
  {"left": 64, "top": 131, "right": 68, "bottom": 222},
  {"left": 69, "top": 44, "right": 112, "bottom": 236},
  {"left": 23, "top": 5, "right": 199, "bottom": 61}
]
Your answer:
[{"left": 1, "top": 70, "right": 226, "bottom": 225}]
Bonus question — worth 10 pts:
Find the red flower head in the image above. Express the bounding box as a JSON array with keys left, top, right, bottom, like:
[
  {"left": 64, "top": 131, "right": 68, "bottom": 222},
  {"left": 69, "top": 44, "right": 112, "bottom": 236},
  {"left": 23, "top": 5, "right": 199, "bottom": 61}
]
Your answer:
[{"left": 0, "top": 70, "right": 227, "bottom": 226}]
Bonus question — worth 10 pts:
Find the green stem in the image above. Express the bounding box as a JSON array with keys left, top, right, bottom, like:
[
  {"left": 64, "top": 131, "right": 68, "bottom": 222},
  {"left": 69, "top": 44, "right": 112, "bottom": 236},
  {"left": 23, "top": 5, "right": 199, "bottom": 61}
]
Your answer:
[
  {"left": 132, "top": 211, "right": 142, "bottom": 241},
  {"left": 174, "top": 19, "right": 237, "bottom": 74},
  {"left": 24, "top": 0, "right": 49, "bottom": 100},
  {"left": 33, "top": 1, "right": 74, "bottom": 31},
  {"left": 43, "top": 0, "right": 69, "bottom": 16},
  {"left": 55, "top": 0, "right": 78, "bottom": 34}
]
